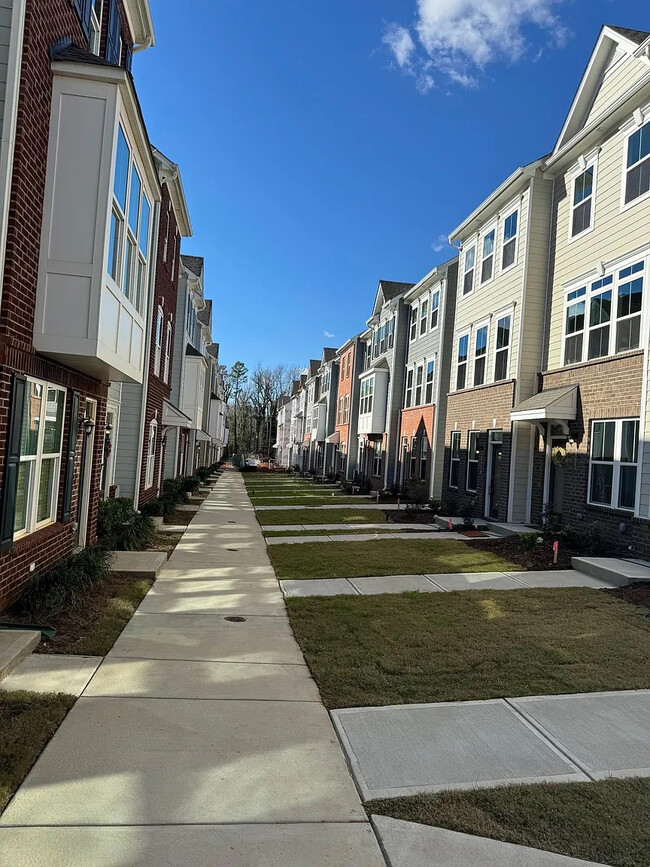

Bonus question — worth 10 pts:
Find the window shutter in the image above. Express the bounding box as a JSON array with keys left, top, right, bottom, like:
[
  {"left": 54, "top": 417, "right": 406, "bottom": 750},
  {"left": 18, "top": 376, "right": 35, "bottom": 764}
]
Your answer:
[
  {"left": 62, "top": 392, "right": 80, "bottom": 523},
  {"left": 106, "top": 0, "right": 122, "bottom": 66},
  {"left": 75, "top": 0, "right": 93, "bottom": 40},
  {"left": 0, "top": 374, "right": 26, "bottom": 552}
]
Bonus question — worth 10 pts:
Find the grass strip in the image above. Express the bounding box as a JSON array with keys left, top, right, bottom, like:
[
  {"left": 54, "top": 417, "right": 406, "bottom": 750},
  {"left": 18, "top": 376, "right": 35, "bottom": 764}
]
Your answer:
[
  {"left": 257, "top": 509, "right": 391, "bottom": 526},
  {"left": 367, "top": 778, "right": 650, "bottom": 867},
  {"left": 286, "top": 588, "right": 650, "bottom": 707},
  {"left": 264, "top": 528, "right": 428, "bottom": 537},
  {"left": 0, "top": 690, "right": 76, "bottom": 813}
]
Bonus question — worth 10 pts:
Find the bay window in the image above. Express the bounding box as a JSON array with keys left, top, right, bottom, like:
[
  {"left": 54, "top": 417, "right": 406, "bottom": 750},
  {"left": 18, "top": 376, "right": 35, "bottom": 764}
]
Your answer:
[
  {"left": 501, "top": 210, "right": 518, "bottom": 270},
  {"left": 494, "top": 316, "right": 511, "bottom": 381},
  {"left": 571, "top": 166, "right": 594, "bottom": 237},
  {"left": 15, "top": 380, "right": 66, "bottom": 537},
  {"left": 360, "top": 378, "right": 374, "bottom": 415},
  {"left": 474, "top": 325, "right": 488, "bottom": 386},
  {"left": 589, "top": 419, "right": 639, "bottom": 511},
  {"left": 481, "top": 229, "right": 496, "bottom": 284},
  {"left": 456, "top": 333, "right": 469, "bottom": 390},
  {"left": 425, "top": 360, "right": 434, "bottom": 403},
  {"left": 449, "top": 431, "right": 461, "bottom": 488},
  {"left": 463, "top": 246, "right": 475, "bottom": 295},
  {"left": 624, "top": 120, "right": 650, "bottom": 205}
]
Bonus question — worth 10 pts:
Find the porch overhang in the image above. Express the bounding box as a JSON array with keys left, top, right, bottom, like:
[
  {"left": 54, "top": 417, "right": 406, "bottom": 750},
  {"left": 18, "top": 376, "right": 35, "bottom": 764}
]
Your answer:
[
  {"left": 326, "top": 431, "right": 340, "bottom": 445},
  {"left": 162, "top": 400, "right": 192, "bottom": 428},
  {"left": 195, "top": 430, "right": 211, "bottom": 443},
  {"left": 510, "top": 385, "right": 578, "bottom": 434}
]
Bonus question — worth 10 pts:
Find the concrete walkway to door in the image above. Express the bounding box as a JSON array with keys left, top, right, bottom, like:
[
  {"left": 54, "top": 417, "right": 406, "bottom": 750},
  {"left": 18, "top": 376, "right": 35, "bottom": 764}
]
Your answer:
[{"left": 0, "top": 470, "right": 385, "bottom": 866}]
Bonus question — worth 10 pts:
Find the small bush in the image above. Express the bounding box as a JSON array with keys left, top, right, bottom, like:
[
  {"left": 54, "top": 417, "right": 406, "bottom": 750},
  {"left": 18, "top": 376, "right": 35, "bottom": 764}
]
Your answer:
[
  {"left": 195, "top": 466, "right": 211, "bottom": 483},
  {"left": 428, "top": 499, "right": 442, "bottom": 515},
  {"left": 182, "top": 475, "right": 201, "bottom": 494},
  {"left": 460, "top": 499, "right": 477, "bottom": 528},
  {"left": 519, "top": 531, "right": 541, "bottom": 551},
  {"left": 97, "top": 498, "right": 156, "bottom": 551},
  {"left": 18, "top": 547, "right": 113, "bottom": 619}
]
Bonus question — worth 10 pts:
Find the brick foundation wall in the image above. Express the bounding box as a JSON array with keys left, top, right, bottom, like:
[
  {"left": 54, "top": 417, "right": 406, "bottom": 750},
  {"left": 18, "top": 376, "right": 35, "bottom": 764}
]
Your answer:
[
  {"left": 442, "top": 380, "right": 516, "bottom": 520},
  {"left": 531, "top": 352, "right": 648, "bottom": 556}
]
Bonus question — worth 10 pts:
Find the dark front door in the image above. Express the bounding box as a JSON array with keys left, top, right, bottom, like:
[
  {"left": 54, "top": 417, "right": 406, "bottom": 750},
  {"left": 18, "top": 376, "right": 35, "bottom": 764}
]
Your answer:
[
  {"left": 549, "top": 437, "right": 567, "bottom": 519},
  {"left": 488, "top": 442, "right": 502, "bottom": 519}
]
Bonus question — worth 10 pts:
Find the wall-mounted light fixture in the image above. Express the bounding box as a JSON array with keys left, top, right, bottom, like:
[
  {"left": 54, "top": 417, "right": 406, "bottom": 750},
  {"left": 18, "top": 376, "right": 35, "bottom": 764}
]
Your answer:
[{"left": 83, "top": 417, "right": 96, "bottom": 436}]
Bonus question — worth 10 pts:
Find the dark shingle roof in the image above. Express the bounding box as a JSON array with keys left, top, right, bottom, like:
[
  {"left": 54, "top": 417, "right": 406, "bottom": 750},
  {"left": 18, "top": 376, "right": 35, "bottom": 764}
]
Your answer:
[
  {"left": 379, "top": 280, "right": 416, "bottom": 301},
  {"left": 197, "top": 299, "right": 212, "bottom": 326},
  {"left": 185, "top": 343, "right": 203, "bottom": 358},
  {"left": 182, "top": 255, "right": 204, "bottom": 279},
  {"left": 50, "top": 42, "right": 117, "bottom": 67},
  {"left": 608, "top": 26, "right": 650, "bottom": 44},
  {"left": 322, "top": 348, "right": 337, "bottom": 363},
  {"left": 309, "top": 360, "right": 320, "bottom": 377}
]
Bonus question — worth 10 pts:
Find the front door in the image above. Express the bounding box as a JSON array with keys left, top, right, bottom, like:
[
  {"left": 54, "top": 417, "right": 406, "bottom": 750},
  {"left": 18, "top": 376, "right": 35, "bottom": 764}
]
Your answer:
[
  {"left": 488, "top": 439, "right": 503, "bottom": 519},
  {"left": 77, "top": 398, "right": 97, "bottom": 547},
  {"left": 548, "top": 436, "right": 568, "bottom": 519}
]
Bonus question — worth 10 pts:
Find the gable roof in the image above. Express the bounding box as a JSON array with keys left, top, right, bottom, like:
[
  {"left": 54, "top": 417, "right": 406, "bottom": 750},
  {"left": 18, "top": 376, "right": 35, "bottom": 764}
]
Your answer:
[
  {"left": 370, "top": 279, "right": 415, "bottom": 318},
  {"left": 182, "top": 255, "right": 204, "bottom": 280},
  {"left": 308, "top": 359, "right": 320, "bottom": 378},
  {"left": 552, "top": 25, "right": 650, "bottom": 157},
  {"left": 322, "top": 348, "right": 337, "bottom": 364},
  {"left": 197, "top": 299, "right": 212, "bottom": 327}
]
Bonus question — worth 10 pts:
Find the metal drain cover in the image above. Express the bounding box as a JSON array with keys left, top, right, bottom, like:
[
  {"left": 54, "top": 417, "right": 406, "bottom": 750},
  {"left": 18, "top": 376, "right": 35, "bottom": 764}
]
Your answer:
[{"left": 224, "top": 616, "right": 246, "bottom": 623}]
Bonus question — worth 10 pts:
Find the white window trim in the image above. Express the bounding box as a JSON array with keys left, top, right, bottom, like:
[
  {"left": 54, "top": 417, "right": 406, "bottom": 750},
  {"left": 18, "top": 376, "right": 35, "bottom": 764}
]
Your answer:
[
  {"left": 424, "top": 359, "right": 435, "bottom": 404},
  {"left": 146, "top": 419, "right": 157, "bottom": 489},
  {"left": 562, "top": 255, "right": 647, "bottom": 368},
  {"left": 414, "top": 363, "right": 424, "bottom": 406},
  {"left": 449, "top": 430, "right": 461, "bottom": 489},
  {"left": 493, "top": 307, "right": 514, "bottom": 382},
  {"left": 90, "top": 0, "right": 103, "bottom": 55},
  {"left": 620, "top": 107, "right": 650, "bottom": 214},
  {"left": 461, "top": 241, "right": 477, "bottom": 299},
  {"left": 419, "top": 296, "right": 429, "bottom": 336},
  {"left": 409, "top": 303, "right": 418, "bottom": 341},
  {"left": 500, "top": 206, "right": 520, "bottom": 274},
  {"left": 430, "top": 289, "right": 440, "bottom": 329},
  {"left": 404, "top": 366, "right": 414, "bottom": 408},
  {"left": 587, "top": 417, "right": 640, "bottom": 512},
  {"left": 154, "top": 306, "right": 163, "bottom": 377},
  {"left": 480, "top": 223, "right": 497, "bottom": 287},
  {"left": 163, "top": 316, "right": 172, "bottom": 383},
  {"left": 455, "top": 329, "right": 470, "bottom": 392},
  {"left": 568, "top": 152, "right": 599, "bottom": 243},
  {"left": 466, "top": 430, "right": 479, "bottom": 492},
  {"left": 14, "top": 378, "right": 67, "bottom": 540},
  {"left": 473, "top": 319, "right": 490, "bottom": 387}
]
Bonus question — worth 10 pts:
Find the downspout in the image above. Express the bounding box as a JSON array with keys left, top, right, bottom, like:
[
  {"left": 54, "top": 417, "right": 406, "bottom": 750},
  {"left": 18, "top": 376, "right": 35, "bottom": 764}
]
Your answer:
[
  {"left": 133, "top": 198, "right": 161, "bottom": 511},
  {"left": 0, "top": 0, "right": 26, "bottom": 312}
]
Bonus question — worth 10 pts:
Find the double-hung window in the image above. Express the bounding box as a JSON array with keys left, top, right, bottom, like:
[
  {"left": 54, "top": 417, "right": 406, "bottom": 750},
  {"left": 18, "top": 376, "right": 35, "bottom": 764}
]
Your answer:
[
  {"left": 337, "top": 397, "right": 343, "bottom": 425},
  {"left": 360, "top": 378, "right": 374, "bottom": 415},
  {"left": 415, "top": 365, "right": 424, "bottom": 405},
  {"left": 379, "top": 323, "right": 387, "bottom": 354},
  {"left": 430, "top": 290, "right": 440, "bottom": 328},
  {"left": 588, "top": 277, "right": 612, "bottom": 359},
  {"left": 365, "top": 342, "right": 371, "bottom": 369},
  {"left": 456, "top": 333, "right": 469, "bottom": 390},
  {"left": 410, "top": 436, "right": 418, "bottom": 479},
  {"left": 466, "top": 431, "right": 479, "bottom": 492},
  {"left": 589, "top": 418, "right": 639, "bottom": 511},
  {"left": 419, "top": 435, "right": 428, "bottom": 481},
  {"left": 474, "top": 325, "right": 488, "bottom": 386},
  {"left": 90, "top": 0, "right": 103, "bottom": 54},
  {"left": 564, "top": 287, "right": 586, "bottom": 365},
  {"left": 501, "top": 210, "right": 518, "bottom": 270},
  {"left": 420, "top": 299, "right": 428, "bottom": 335},
  {"left": 372, "top": 330, "right": 379, "bottom": 358},
  {"left": 164, "top": 318, "right": 172, "bottom": 382},
  {"left": 449, "top": 431, "right": 461, "bottom": 488},
  {"left": 388, "top": 317, "right": 395, "bottom": 349},
  {"left": 571, "top": 166, "right": 594, "bottom": 237},
  {"left": 624, "top": 120, "right": 650, "bottom": 205},
  {"left": 372, "top": 441, "right": 382, "bottom": 477},
  {"left": 154, "top": 308, "right": 163, "bottom": 377},
  {"left": 15, "top": 380, "right": 66, "bottom": 537},
  {"left": 109, "top": 126, "right": 151, "bottom": 314},
  {"left": 494, "top": 316, "right": 511, "bottom": 381},
  {"left": 616, "top": 262, "right": 643, "bottom": 353},
  {"left": 410, "top": 306, "right": 417, "bottom": 341},
  {"left": 146, "top": 420, "right": 157, "bottom": 489},
  {"left": 481, "top": 229, "right": 496, "bottom": 284},
  {"left": 425, "top": 360, "right": 434, "bottom": 403},
  {"left": 463, "top": 246, "right": 475, "bottom": 295},
  {"left": 344, "top": 394, "right": 350, "bottom": 423},
  {"left": 405, "top": 369, "right": 414, "bottom": 408}
]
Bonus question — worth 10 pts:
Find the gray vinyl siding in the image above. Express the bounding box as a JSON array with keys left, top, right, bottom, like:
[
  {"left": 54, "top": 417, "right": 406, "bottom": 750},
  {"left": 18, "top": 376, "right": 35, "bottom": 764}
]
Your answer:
[
  {"left": 0, "top": 0, "right": 13, "bottom": 133},
  {"left": 112, "top": 383, "right": 143, "bottom": 500},
  {"left": 432, "top": 262, "right": 458, "bottom": 499},
  {"left": 385, "top": 301, "right": 409, "bottom": 485}
]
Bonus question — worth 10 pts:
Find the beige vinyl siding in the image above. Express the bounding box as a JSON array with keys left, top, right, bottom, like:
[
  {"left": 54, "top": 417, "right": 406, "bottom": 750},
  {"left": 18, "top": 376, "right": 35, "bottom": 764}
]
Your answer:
[
  {"left": 546, "top": 109, "right": 650, "bottom": 370},
  {"left": 584, "top": 53, "right": 648, "bottom": 128},
  {"left": 641, "top": 348, "right": 650, "bottom": 518},
  {"left": 454, "top": 187, "right": 531, "bottom": 390}
]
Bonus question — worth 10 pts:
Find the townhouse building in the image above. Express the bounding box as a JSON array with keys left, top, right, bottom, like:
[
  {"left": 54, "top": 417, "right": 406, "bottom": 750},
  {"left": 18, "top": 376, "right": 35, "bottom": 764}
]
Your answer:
[
  {"left": 333, "top": 334, "right": 363, "bottom": 479},
  {"left": 400, "top": 258, "right": 458, "bottom": 500},
  {"left": 357, "top": 281, "right": 414, "bottom": 490},
  {"left": 442, "top": 159, "right": 554, "bottom": 522},
  {"left": 288, "top": 375, "right": 307, "bottom": 469},
  {"left": 206, "top": 343, "right": 228, "bottom": 464},
  {"left": 517, "top": 25, "right": 650, "bottom": 554},
  {"left": 303, "top": 360, "right": 320, "bottom": 471},
  {"left": 0, "top": 0, "right": 156, "bottom": 609},
  {"left": 313, "top": 348, "right": 338, "bottom": 475},
  {"left": 110, "top": 146, "right": 192, "bottom": 507},
  {"left": 274, "top": 395, "right": 291, "bottom": 467}
]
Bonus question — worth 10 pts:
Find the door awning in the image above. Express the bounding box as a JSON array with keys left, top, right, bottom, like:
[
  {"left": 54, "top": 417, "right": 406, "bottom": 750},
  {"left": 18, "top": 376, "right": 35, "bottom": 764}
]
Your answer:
[
  {"left": 195, "top": 430, "right": 211, "bottom": 442},
  {"left": 326, "top": 431, "right": 341, "bottom": 445},
  {"left": 162, "top": 400, "right": 192, "bottom": 428},
  {"left": 510, "top": 385, "right": 578, "bottom": 423}
]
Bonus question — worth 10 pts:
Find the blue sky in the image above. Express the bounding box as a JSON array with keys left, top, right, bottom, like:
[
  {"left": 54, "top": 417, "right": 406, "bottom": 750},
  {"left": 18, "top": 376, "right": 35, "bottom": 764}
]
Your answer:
[{"left": 135, "top": 1, "right": 648, "bottom": 372}]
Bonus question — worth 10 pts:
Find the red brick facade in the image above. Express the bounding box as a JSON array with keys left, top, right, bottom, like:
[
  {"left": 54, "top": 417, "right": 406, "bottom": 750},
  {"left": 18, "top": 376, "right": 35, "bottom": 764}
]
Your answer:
[
  {"left": 398, "top": 404, "right": 435, "bottom": 492},
  {"left": 0, "top": 0, "right": 133, "bottom": 610},
  {"left": 334, "top": 343, "right": 355, "bottom": 476},
  {"left": 443, "top": 380, "right": 516, "bottom": 520},
  {"left": 138, "top": 186, "right": 181, "bottom": 505},
  {"left": 531, "top": 352, "right": 648, "bottom": 555}
]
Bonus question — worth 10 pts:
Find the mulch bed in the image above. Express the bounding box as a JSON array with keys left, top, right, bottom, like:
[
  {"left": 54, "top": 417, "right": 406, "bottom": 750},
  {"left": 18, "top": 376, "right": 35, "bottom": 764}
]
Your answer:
[
  {"left": 470, "top": 535, "right": 574, "bottom": 571},
  {"left": 165, "top": 510, "right": 194, "bottom": 525},
  {"left": 386, "top": 510, "right": 437, "bottom": 525},
  {"left": 607, "top": 583, "right": 650, "bottom": 610}
]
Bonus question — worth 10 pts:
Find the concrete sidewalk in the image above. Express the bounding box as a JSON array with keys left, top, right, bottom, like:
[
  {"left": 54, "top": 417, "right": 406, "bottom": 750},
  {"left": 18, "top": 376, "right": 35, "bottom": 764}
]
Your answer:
[{"left": 0, "top": 470, "right": 385, "bottom": 866}]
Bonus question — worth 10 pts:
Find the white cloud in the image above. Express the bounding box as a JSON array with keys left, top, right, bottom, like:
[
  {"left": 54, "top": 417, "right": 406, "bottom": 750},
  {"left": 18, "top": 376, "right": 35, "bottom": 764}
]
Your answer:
[
  {"left": 431, "top": 234, "right": 449, "bottom": 253},
  {"left": 324, "top": 330, "right": 335, "bottom": 338},
  {"left": 384, "top": 0, "right": 569, "bottom": 90}
]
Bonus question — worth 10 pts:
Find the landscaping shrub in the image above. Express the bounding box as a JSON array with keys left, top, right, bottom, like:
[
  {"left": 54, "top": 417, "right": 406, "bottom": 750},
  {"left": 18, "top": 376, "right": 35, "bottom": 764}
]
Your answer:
[
  {"left": 97, "top": 498, "right": 156, "bottom": 551},
  {"left": 17, "top": 547, "right": 113, "bottom": 619},
  {"left": 196, "top": 466, "right": 211, "bottom": 482},
  {"left": 519, "top": 531, "right": 542, "bottom": 551},
  {"left": 182, "top": 475, "right": 201, "bottom": 494}
]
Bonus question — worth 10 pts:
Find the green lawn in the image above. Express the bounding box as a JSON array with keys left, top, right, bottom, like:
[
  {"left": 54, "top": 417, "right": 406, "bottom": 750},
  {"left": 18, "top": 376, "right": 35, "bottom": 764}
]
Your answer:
[
  {"left": 0, "top": 691, "right": 76, "bottom": 813},
  {"left": 286, "top": 589, "right": 650, "bottom": 707},
  {"left": 268, "top": 538, "right": 519, "bottom": 578},
  {"left": 264, "top": 527, "right": 431, "bottom": 537},
  {"left": 257, "top": 509, "right": 391, "bottom": 526},
  {"left": 367, "top": 778, "right": 650, "bottom": 867},
  {"left": 251, "top": 496, "right": 374, "bottom": 506}
]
